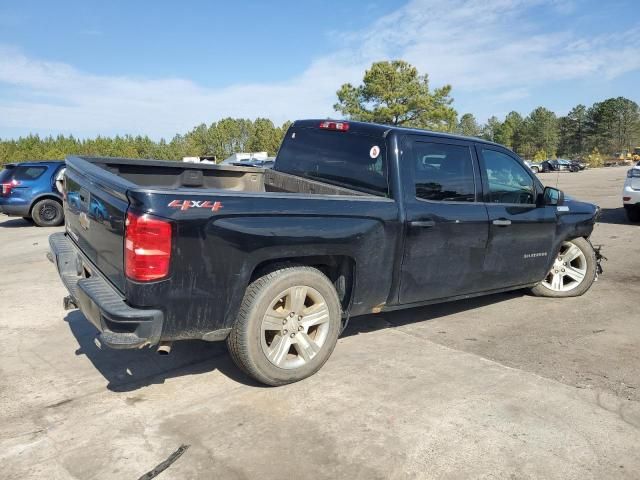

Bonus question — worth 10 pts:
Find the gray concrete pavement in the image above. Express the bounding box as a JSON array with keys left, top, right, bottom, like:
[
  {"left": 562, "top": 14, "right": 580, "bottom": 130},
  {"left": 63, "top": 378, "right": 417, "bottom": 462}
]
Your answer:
[{"left": 1, "top": 166, "right": 639, "bottom": 479}]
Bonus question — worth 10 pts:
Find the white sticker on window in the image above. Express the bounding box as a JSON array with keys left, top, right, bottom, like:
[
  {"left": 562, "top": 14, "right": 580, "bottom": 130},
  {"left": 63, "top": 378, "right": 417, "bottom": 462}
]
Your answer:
[{"left": 370, "top": 145, "right": 380, "bottom": 159}]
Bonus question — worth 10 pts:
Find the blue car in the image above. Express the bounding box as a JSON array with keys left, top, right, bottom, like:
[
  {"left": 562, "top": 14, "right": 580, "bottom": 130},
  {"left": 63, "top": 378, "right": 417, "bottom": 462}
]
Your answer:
[{"left": 0, "top": 161, "right": 65, "bottom": 226}]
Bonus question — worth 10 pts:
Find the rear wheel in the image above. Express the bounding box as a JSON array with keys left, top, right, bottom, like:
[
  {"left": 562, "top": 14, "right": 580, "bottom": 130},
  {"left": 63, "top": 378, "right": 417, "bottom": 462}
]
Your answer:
[
  {"left": 626, "top": 206, "right": 640, "bottom": 223},
  {"left": 227, "top": 266, "right": 342, "bottom": 386},
  {"left": 31, "top": 199, "right": 64, "bottom": 227},
  {"left": 530, "top": 237, "right": 596, "bottom": 298}
]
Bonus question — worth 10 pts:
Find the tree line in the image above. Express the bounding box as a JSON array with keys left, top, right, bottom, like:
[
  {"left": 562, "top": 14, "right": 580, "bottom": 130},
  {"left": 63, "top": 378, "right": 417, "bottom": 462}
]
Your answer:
[
  {"left": 456, "top": 98, "right": 640, "bottom": 164},
  {"left": 1, "top": 61, "right": 639, "bottom": 167},
  {"left": 0, "top": 118, "right": 291, "bottom": 166},
  {"left": 334, "top": 61, "right": 640, "bottom": 165}
]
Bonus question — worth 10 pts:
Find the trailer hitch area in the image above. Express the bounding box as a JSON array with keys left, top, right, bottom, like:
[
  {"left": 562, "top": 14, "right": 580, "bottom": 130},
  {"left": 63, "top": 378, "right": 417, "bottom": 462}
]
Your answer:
[
  {"left": 63, "top": 295, "right": 78, "bottom": 311},
  {"left": 593, "top": 244, "right": 607, "bottom": 278}
]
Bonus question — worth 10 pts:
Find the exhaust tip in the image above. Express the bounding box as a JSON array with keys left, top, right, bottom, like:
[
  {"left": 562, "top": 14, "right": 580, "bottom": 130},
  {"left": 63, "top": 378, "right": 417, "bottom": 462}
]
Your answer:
[{"left": 157, "top": 341, "right": 172, "bottom": 355}]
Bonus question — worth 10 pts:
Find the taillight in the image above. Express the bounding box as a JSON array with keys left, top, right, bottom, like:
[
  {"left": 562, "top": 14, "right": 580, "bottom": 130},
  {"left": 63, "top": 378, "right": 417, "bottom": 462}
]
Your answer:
[
  {"left": 1, "top": 179, "right": 19, "bottom": 196},
  {"left": 319, "top": 120, "right": 349, "bottom": 131},
  {"left": 125, "top": 212, "right": 172, "bottom": 281}
]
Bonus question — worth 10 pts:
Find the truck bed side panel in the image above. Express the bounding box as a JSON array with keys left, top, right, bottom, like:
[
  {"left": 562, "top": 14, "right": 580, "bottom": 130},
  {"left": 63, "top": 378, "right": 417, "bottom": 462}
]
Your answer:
[{"left": 128, "top": 190, "right": 400, "bottom": 340}]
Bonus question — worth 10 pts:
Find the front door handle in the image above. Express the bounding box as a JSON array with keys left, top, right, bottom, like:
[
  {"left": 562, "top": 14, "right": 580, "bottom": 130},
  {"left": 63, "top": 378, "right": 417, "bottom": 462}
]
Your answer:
[
  {"left": 409, "top": 220, "right": 436, "bottom": 228},
  {"left": 492, "top": 219, "right": 512, "bottom": 226}
]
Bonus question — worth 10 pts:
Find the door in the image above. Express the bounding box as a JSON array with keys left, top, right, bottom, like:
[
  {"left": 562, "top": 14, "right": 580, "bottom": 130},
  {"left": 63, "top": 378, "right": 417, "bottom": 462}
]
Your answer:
[
  {"left": 398, "top": 136, "right": 489, "bottom": 304},
  {"left": 476, "top": 146, "right": 557, "bottom": 289}
]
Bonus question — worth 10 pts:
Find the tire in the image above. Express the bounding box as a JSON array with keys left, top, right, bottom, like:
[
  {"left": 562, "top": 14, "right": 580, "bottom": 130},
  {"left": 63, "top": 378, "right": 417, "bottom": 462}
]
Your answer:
[
  {"left": 531, "top": 166, "right": 540, "bottom": 173},
  {"left": 530, "top": 237, "right": 597, "bottom": 298},
  {"left": 227, "top": 266, "right": 342, "bottom": 386},
  {"left": 626, "top": 206, "right": 640, "bottom": 223},
  {"left": 31, "top": 199, "right": 64, "bottom": 227}
]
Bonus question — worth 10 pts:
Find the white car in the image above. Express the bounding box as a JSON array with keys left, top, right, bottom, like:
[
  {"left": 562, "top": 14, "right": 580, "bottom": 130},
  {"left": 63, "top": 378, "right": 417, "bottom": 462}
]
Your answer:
[
  {"left": 524, "top": 161, "right": 541, "bottom": 173},
  {"left": 623, "top": 161, "right": 640, "bottom": 222}
]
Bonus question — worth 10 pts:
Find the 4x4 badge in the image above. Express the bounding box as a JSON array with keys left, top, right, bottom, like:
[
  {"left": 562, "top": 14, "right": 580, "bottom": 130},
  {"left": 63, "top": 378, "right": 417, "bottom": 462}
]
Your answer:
[{"left": 168, "top": 200, "right": 223, "bottom": 212}]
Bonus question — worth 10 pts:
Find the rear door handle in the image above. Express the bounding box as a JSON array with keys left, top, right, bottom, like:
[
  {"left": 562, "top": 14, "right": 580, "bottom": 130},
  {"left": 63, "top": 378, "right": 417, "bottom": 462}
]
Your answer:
[
  {"left": 492, "top": 219, "right": 512, "bottom": 226},
  {"left": 409, "top": 220, "right": 436, "bottom": 228}
]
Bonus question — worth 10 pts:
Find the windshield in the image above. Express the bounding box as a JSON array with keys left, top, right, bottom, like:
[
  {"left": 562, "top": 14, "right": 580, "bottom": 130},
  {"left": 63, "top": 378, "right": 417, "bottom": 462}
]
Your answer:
[{"left": 275, "top": 127, "right": 389, "bottom": 196}]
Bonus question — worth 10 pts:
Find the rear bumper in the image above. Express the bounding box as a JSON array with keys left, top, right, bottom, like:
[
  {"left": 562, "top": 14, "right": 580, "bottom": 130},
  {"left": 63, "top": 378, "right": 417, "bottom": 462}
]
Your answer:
[
  {"left": 0, "top": 202, "right": 30, "bottom": 217},
  {"left": 623, "top": 184, "right": 640, "bottom": 206},
  {"left": 48, "top": 232, "right": 164, "bottom": 349}
]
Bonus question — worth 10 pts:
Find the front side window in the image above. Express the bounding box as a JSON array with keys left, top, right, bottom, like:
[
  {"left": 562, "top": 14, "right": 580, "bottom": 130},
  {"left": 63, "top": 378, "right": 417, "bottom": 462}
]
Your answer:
[
  {"left": 481, "top": 149, "right": 535, "bottom": 204},
  {"left": 412, "top": 142, "right": 475, "bottom": 202}
]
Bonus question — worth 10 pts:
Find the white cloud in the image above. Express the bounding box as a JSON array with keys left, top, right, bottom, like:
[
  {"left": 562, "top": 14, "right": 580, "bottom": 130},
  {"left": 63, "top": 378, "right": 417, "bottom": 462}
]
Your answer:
[{"left": 0, "top": 0, "right": 639, "bottom": 138}]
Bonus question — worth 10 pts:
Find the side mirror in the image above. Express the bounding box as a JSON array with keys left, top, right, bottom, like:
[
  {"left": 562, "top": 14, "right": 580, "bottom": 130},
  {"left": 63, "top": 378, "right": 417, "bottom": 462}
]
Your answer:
[{"left": 541, "top": 186, "right": 564, "bottom": 206}]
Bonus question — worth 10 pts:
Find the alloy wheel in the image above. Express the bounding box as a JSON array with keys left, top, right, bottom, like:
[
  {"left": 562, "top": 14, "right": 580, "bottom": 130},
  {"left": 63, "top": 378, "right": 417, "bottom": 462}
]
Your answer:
[
  {"left": 542, "top": 241, "right": 587, "bottom": 292},
  {"left": 260, "top": 286, "right": 331, "bottom": 369}
]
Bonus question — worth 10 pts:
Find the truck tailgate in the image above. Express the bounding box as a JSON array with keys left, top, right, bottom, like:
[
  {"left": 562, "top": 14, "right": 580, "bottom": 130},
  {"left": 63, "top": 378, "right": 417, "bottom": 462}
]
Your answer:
[{"left": 64, "top": 157, "right": 132, "bottom": 293}]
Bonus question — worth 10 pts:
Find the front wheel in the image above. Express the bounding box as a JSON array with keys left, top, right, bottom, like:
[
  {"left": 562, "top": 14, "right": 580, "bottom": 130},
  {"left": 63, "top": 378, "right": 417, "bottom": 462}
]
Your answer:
[
  {"left": 530, "top": 237, "right": 597, "bottom": 298},
  {"left": 227, "top": 266, "right": 342, "bottom": 386}
]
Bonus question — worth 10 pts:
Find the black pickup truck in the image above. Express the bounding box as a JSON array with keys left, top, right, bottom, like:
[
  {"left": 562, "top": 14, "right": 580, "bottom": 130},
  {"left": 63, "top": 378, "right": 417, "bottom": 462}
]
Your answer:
[{"left": 49, "top": 120, "right": 600, "bottom": 385}]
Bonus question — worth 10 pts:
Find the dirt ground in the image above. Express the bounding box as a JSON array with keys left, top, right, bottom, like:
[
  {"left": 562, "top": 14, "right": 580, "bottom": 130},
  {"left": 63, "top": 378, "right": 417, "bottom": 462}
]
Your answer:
[{"left": 1, "top": 166, "right": 638, "bottom": 479}]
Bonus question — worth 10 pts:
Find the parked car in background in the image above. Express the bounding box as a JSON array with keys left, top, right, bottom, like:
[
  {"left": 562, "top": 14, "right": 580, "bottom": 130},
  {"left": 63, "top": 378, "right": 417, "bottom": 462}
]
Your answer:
[
  {"left": 557, "top": 159, "right": 584, "bottom": 171},
  {"left": 541, "top": 159, "right": 580, "bottom": 173},
  {"left": 221, "top": 154, "right": 276, "bottom": 169},
  {"left": 228, "top": 159, "right": 275, "bottom": 168},
  {"left": 573, "top": 159, "right": 587, "bottom": 170},
  {"left": 525, "top": 161, "right": 542, "bottom": 173},
  {"left": 623, "top": 161, "right": 640, "bottom": 222},
  {"left": 0, "top": 161, "right": 65, "bottom": 226}
]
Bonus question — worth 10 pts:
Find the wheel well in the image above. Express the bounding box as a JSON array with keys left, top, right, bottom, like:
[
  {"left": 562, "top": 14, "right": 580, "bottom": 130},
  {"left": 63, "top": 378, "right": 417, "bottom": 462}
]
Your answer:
[
  {"left": 30, "top": 195, "right": 62, "bottom": 215},
  {"left": 250, "top": 256, "right": 356, "bottom": 313}
]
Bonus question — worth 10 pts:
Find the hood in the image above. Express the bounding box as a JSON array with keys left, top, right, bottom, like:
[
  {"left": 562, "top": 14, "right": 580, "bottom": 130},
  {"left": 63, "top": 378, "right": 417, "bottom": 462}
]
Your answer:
[{"left": 563, "top": 195, "right": 599, "bottom": 217}]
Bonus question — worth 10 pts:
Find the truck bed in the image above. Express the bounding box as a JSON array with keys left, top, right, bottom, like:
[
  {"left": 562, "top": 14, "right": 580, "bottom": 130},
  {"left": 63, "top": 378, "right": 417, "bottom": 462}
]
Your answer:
[
  {"left": 60, "top": 153, "right": 398, "bottom": 348},
  {"left": 82, "top": 156, "right": 368, "bottom": 197}
]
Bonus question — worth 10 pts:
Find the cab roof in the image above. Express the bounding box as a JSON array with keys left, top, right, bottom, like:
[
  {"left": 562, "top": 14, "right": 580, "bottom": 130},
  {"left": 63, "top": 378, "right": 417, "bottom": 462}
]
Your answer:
[{"left": 292, "top": 119, "right": 503, "bottom": 147}]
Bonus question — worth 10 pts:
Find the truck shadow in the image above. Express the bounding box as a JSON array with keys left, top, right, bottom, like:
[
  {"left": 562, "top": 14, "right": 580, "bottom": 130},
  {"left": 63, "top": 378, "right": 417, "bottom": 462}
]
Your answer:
[
  {"left": 342, "top": 291, "right": 523, "bottom": 337},
  {"left": 597, "top": 207, "right": 636, "bottom": 226},
  {"left": 64, "top": 310, "right": 264, "bottom": 391},
  {"left": 66, "top": 291, "right": 522, "bottom": 390}
]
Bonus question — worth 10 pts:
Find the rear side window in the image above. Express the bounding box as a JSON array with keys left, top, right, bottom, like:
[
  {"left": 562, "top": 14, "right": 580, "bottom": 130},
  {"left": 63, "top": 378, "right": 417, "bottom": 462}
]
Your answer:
[
  {"left": 275, "top": 127, "right": 388, "bottom": 196},
  {"left": 411, "top": 141, "right": 476, "bottom": 202},
  {"left": 12, "top": 166, "right": 48, "bottom": 181}
]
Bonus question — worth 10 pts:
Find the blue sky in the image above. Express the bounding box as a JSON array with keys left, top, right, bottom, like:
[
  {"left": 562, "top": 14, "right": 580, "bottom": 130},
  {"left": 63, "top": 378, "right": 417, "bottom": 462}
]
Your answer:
[{"left": 0, "top": 0, "right": 639, "bottom": 139}]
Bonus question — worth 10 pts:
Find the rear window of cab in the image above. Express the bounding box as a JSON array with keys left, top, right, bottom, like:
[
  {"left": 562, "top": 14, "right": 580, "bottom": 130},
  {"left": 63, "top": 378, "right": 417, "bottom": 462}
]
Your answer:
[{"left": 275, "top": 127, "right": 389, "bottom": 196}]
